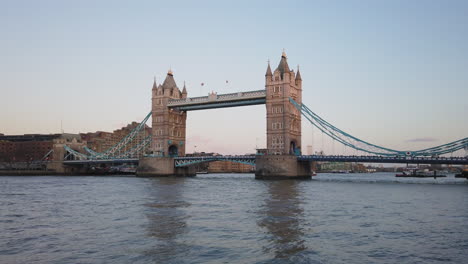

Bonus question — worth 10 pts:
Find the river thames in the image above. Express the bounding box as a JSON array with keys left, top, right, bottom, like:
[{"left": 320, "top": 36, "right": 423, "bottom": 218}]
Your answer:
[{"left": 1, "top": 173, "right": 467, "bottom": 263}]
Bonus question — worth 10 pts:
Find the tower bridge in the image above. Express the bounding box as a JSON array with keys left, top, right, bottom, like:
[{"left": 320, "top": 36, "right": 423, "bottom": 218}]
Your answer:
[{"left": 57, "top": 52, "right": 468, "bottom": 178}]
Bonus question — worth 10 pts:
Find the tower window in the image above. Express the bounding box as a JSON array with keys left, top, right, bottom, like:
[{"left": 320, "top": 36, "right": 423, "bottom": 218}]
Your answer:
[
  {"left": 272, "top": 105, "right": 283, "bottom": 114},
  {"left": 272, "top": 122, "right": 283, "bottom": 130}
]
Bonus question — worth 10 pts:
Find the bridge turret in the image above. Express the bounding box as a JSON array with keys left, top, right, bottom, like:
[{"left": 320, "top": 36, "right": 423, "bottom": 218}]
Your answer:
[
  {"left": 295, "top": 65, "right": 302, "bottom": 85},
  {"left": 161, "top": 69, "right": 183, "bottom": 99},
  {"left": 265, "top": 60, "right": 273, "bottom": 82},
  {"left": 276, "top": 51, "right": 290, "bottom": 78},
  {"left": 265, "top": 51, "right": 302, "bottom": 155},
  {"left": 182, "top": 82, "right": 188, "bottom": 99},
  {"left": 151, "top": 77, "right": 158, "bottom": 98},
  {"left": 151, "top": 70, "right": 187, "bottom": 157}
]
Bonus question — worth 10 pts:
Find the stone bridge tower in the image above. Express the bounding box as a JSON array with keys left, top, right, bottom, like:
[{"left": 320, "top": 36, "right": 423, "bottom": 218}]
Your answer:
[
  {"left": 255, "top": 52, "right": 310, "bottom": 179},
  {"left": 151, "top": 70, "right": 187, "bottom": 157},
  {"left": 265, "top": 51, "right": 302, "bottom": 155}
]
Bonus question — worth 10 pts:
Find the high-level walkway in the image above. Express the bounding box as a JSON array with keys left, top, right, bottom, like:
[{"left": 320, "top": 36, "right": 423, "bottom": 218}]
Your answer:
[{"left": 168, "top": 90, "right": 266, "bottom": 111}]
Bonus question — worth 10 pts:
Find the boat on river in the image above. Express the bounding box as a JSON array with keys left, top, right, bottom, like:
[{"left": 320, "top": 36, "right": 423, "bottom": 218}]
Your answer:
[
  {"left": 455, "top": 171, "right": 468, "bottom": 179},
  {"left": 396, "top": 169, "right": 446, "bottom": 178}
]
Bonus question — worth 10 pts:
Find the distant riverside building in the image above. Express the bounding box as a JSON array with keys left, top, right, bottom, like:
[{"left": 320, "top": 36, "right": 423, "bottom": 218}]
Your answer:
[
  {"left": 208, "top": 160, "right": 254, "bottom": 173},
  {"left": 317, "top": 162, "right": 369, "bottom": 173},
  {"left": 318, "top": 162, "right": 352, "bottom": 172},
  {"left": 80, "top": 131, "right": 113, "bottom": 153},
  {"left": 0, "top": 134, "right": 81, "bottom": 162},
  {"left": 0, "top": 121, "right": 151, "bottom": 163}
]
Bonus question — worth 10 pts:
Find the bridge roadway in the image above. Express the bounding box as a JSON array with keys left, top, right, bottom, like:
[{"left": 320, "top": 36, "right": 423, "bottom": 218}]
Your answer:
[{"left": 62, "top": 155, "right": 468, "bottom": 166}]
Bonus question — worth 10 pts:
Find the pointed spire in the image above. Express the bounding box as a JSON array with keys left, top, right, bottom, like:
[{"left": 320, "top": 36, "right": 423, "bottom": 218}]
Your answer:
[
  {"left": 265, "top": 60, "right": 272, "bottom": 76},
  {"left": 162, "top": 69, "right": 177, "bottom": 90},
  {"left": 152, "top": 76, "right": 157, "bottom": 90},
  {"left": 275, "top": 50, "right": 290, "bottom": 78},
  {"left": 182, "top": 81, "right": 187, "bottom": 94},
  {"left": 295, "top": 65, "right": 302, "bottom": 81}
]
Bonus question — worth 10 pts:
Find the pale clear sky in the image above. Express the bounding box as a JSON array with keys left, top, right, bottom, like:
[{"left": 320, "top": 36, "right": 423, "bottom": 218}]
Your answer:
[{"left": 1, "top": 0, "right": 467, "bottom": 155}]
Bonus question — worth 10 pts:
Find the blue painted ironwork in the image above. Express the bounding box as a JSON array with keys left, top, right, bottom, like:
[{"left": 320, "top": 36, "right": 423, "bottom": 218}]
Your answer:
[
  {"left": 90, "top": 111, "right": 152, "bottom": 159},
  {"left": 290, "top": 98, "right": 468, "bottom": 157},
  {"left": 64, "top": 145, "right": 88, "bottom": 160},
  {"left": 174, "top": 155, "right": 256, "bottom": 167},
  {"left": 119, "top": 135, "right": 152, "bottom": 158},
  {"left": 84, "top": 146, "right": 100, "bottom": 156},
  {"left": 297, "top": 155, "right": 468, "bottom": 165},
  {"left": 65, "top": 136, "right": 152, "bottom": 161},
  {"left": 66, "top": 111, "right": 152, "bottom": 160}
]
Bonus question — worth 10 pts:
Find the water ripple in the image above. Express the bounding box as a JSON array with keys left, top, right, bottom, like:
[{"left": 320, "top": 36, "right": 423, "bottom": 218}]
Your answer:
[{"left": 0, "top": 173, "right": 467, "bottom": 263}]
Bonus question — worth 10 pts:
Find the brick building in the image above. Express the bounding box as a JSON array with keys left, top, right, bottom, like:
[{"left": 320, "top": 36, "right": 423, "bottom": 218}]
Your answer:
[
  {"left": 0, "top": 134, "right": 81, "bottom": 162},
  {"left": 80, "top": 131, "right": 113, "bottom": 153}
]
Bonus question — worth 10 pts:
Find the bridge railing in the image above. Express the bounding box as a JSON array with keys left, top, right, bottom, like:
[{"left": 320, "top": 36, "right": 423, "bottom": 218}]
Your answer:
[{"left": 297, "top": 155, "right": 468, "bottom": 164}]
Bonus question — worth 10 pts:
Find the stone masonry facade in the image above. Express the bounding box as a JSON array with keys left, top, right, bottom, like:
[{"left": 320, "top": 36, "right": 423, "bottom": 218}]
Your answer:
[
  {"left": 265, "top": 52, "right": 302, "bottom": 155},
  {"left": 151, "top": 70, "right": 187, "bottom": 156}
]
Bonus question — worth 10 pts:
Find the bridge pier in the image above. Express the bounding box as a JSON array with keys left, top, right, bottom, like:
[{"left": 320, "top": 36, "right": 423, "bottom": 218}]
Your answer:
[
  {"left": 255, "top": 155, "right": 311, "bottom": 180},
  {"left": 137, "top": 157, "right": 196, "bottom": 177}
]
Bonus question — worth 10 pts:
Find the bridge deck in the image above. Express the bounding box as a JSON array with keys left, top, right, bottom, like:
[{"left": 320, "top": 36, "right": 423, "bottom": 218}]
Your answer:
[
  {"left": 174, "top": 155, "right": 256, "bottom": 167},
  {"left": 297, "top": 155, "right": 468, "bottom": 165},
  {"left": 168, "top": 90, "right": 266, "bottom": 111},
  {"left": 63, "top": 158, "right": 139, "bottom": 165},
  {"left": 62, "top": 155, "right": 468, "bottom": 166}
]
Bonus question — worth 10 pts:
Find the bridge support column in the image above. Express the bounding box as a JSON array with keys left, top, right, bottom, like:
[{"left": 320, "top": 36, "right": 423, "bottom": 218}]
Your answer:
[
  {"left": 255, "top": 155, "right": 311, "bottom": 180},
  {"left": 46, "top": 142, "right": 90, "bottom": 175},
  {"left": 137, "top": 157, "right": 196, "bottom": 177}
]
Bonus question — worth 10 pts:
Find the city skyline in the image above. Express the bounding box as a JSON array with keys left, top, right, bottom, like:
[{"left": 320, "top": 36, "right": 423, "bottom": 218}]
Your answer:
[{"left": 1, "top": 0, "right": 467, "bottom": 155}]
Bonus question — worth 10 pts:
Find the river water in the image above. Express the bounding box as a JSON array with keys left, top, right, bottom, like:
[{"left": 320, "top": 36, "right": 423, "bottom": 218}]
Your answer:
[{"left": 1, "top": 173, "right": 467, "bottom": 264}]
